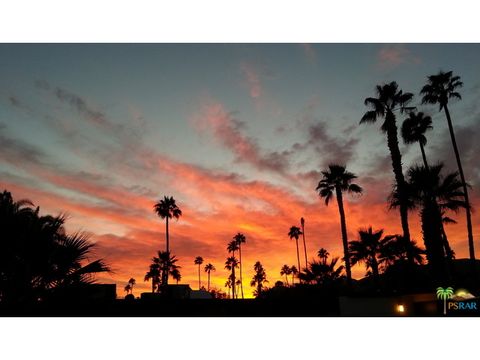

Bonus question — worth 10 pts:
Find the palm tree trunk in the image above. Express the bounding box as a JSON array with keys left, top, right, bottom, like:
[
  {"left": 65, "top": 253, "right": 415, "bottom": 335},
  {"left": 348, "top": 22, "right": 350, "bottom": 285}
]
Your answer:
[
  {"left": 443, "top": 105, "right": 476, "bottom": 263},
  {"left": 419, "top": 142, "right": 429, "bottom": 169},
  {"left": 165, "top": 217, "right": 169, "bottom": 253},
  {"left": 198, "top": 264, "right": 201, "bottom": 290},
  {"left": 239, "top": 245, "right": 244, "bottom": 299},
  {"left": 335, "top": 186, "right": 352, "bottom": 286},
  {"left": 164, "top": 217, "right": 169, "bottom": 286},
  {"left": 291, "top": 273, "right": 295, "bottom": 285},
  {"left": 208, "top": 271, "right": 211, "bottom": 291},
  {"left": 285, "top": 274, "right": 289, "bottom": 285},
  {"left": 441, "top": 225, "right": 454, "bottom": 260},
  {"left": 231, "top": 268, "right": 236, "bottom": 299},
  {"left": 385, "top": 113, "right": 413, "bottom": 264},
  {"left": 371, "top": 258, "right": 380, "bottom": 289},
  {"left": 301, "top": 222, "right": 308, "bottom": 275},
  {"left": 295, "top": 239, "right": 301, "bottom": 285}
]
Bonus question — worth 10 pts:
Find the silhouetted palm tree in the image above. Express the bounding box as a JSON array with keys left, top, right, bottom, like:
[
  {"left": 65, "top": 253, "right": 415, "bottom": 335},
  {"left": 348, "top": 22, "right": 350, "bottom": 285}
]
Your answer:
[
  {"left": 250, "top": 261, "right": 268, "bottom": 297},
  {"left": 290, "top": 265, "right": 298, "bottom": 285},
  {"left": 280, "top": 265, "right": 291, "bottom": 285},
  {"left": 318, "top": 248, "right": 330, "bottom": 264},
  {"left": 420, "top": 71, "right": 476, "bottom": 263},
  {"left": 225, "top": 256, "right": 239, "bottom": 299},
  {"left": 401, "top": 111, "right": 433, "bottom": 169},
  {"left": 0, "top": 190, "right": 110, "bottom": 303},
  {"left": 300, "top": 217, "right": 308, "bottom": 272},
  {"left": 361, "top": 82, "right": 415, "bottom": 262},
  {"left": 225, "top": 276, "right": 233, "bottom": 298},
  {"left": 233, "top": 233, "right": 246, "bottom": 299},
  {"left": 349, "top": 227, "right": 395, "bottom": 286},
  {"left": 288, "top": 226, "right": 302, "bottom": 282},
  {"left": 299, "top": 257, "right": 344, "bottom": 286},
  {"left": 153, "top": 196, "right": 182, "bottom": 286},
  {"left": 171, "top": 268, "right": 181, "bottom": 284},
  {"left": 204, "top": 263, "right": 216, "bottom": 291},
  {"left": 194, "top": 256, "right": 204, "bottom": 290},
  {"left": 148, "top": 251, "right": 181, "bottom": 290},
  {"left": 124, "top": 284, "right": 131, "bottom": 294},
  {"left": 227, "top": 240, "right": 239, "bottom": 257},
  {"left": 401, "top": 164, "right": 466, "bottom": 281},
  {"left": 378, "top": 235, "right": 425, "bottom": 269},
  {"left": 316, "top": 164, "right": 362, "bottom": 286},
  {"left": 127, "top": 278, "right": 136, "bottom": 295},
  {"left": 144, "top": 263, "right": 160, "bottom": 293}
]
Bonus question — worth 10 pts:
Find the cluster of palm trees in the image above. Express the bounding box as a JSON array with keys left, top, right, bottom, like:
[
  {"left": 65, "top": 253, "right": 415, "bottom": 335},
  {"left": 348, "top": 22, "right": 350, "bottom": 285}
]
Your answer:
[
  {"left": 279, "top": 265, "right": 298, "bottom": 286},
  {"left": 192, "top": 256, "right": 216, "bottom": 291},
  {"left": 224, "top": 233, "right": 247, "bottom": 299},
  {"left": 143, "top": 70, "right": 475, "bottom": 297},
  {"left": 0, "top": 190, "right": 110, "bottom": 303},
  {"left": 298, "top": 248, "right": 344, "bottom": 286},
  {"left": 307, "top": 70, "right": 474, "bottom": 287},
  {"left": 250, "top": 261, "right": 268, "bottom": 296}
]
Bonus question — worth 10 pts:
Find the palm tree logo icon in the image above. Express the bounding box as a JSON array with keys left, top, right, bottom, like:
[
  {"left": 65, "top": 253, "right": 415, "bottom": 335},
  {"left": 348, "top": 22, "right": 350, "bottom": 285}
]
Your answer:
[{"left": 436, "top": 287, "right": 454, "bottom": 315}]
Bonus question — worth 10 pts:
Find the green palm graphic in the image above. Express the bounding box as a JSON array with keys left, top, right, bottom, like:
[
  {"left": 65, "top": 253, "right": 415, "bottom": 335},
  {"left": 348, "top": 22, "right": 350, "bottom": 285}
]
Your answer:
[{"left": 436, "top": 287, "right": 454, "bottom": 315}]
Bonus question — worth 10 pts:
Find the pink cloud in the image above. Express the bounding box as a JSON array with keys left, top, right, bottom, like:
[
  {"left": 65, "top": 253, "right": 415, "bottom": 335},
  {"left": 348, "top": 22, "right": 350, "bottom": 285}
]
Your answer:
[
  {"left": 377, "top": 44, "right": 421, "bottom": 69},
  {"left": 240, "top": 62, "right": 262, "bottom": 99},
  {"left": 192, "top": 100, "right": 290, "bottom": 174}
]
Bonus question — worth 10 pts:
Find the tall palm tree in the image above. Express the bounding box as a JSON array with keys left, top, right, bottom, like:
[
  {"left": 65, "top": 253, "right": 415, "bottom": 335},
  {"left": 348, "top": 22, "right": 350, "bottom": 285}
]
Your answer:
[
  {"left": 361, "top": 82, "right": 415, "bottom": 262},
  {"left": 300, "top": 217, "right": 308, "bottom": 272},
  {"left": 402, "top": 111, "right": 456, "bottom": 258},
  {"left": 204, "top": 263, "right": 216, "bottom": 291},
  {"left": 250, "top": 261, "right": 268, "bottom": 297},
  {"left": 233, "top": 233, "right": 246, "bottom": 299},
  {"left": 224, "top": 256, "right": 239, "bottom": 299},
  {"left": 348, "top": 227, "right": 395, "bottom": 287},
  {"left": 153, "top": 196, "right": 182, "bottom": 286},
  {"left": 316, "top": 164, "right": 362, "bottom": 286},
  {"left": 280, "top": 265, "right": 291, "bottom": 285},
  {"left": 194, "top": 256, "right": 204, "bottom": 290},
  {"left": 318, "top": 248, "right": 330, "bottom": 264},
  {"left": 401, "top": 111, "right": 433, "bottom": 169},
  {"left": 288, "top": 226, "right": 302, "bottom": 282},
  {"left": 421, "top": 71, "right": 476, "bottom": 263}
]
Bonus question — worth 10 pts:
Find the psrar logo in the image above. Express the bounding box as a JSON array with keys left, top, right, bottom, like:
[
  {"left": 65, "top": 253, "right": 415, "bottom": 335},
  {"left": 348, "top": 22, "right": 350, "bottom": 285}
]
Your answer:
[{"left": 436, "top": 287, "right": 478, "bottom": 315}]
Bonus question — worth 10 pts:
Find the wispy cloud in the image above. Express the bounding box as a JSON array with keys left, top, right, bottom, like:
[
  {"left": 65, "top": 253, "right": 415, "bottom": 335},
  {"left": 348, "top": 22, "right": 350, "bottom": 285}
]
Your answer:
[
  {"left": 193, "top": 99, "right": 291, "bottom": 175},
  {"left": 35, "top": 80, "right": 118, "bottom": 131},
  {"left": 240, "top": 62, "right": 262, "bottom": 100},
  {"left": 377, "top": 44, "right": 420, "bottom": 69}
]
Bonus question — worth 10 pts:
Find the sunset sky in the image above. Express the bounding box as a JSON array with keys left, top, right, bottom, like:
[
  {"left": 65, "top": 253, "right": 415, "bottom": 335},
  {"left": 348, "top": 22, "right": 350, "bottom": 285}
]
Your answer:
[{"left": 1, "top": 43, "right": 480, "bottom": 297}]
